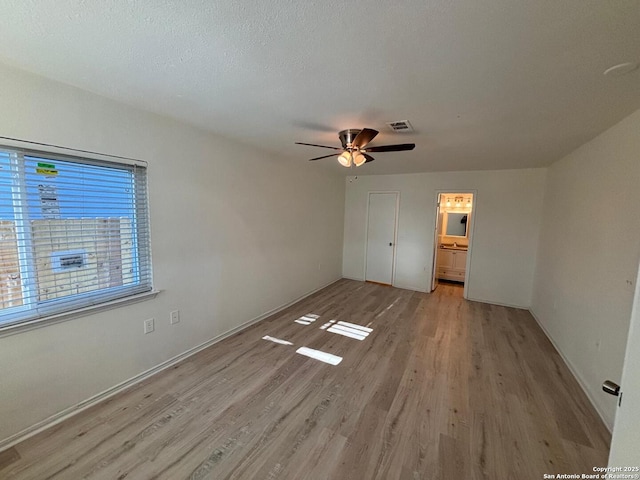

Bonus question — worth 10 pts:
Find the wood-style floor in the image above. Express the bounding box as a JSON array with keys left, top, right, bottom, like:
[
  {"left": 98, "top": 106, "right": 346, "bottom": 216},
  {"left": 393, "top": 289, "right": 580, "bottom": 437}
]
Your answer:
[{"left": 0, "top": 279, "right": 610, "bottom": 479}]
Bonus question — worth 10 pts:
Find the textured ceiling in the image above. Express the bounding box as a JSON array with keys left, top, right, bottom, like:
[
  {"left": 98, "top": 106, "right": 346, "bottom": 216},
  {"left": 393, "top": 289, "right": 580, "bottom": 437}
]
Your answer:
[{"left": 0, "top": 0, "right": 638, "bottom": 175}]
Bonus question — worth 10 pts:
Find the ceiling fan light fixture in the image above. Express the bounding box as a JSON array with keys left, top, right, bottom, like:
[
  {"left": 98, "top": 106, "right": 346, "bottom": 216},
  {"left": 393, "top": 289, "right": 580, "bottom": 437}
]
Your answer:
[
  {"left": 338, "top": 151, "right": 352, "bottom": 167},
  {"left": 353, "top": 152, "right": 366, "bottom": 167},
  {"left": 296, "top": 128, "right": 415, "bottom": 165}
]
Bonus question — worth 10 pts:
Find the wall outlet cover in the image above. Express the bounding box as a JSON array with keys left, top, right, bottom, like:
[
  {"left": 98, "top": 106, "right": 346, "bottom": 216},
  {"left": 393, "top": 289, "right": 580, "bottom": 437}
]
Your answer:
[{"left": 144, "top": 318, "right": 155, "bottom": 334}]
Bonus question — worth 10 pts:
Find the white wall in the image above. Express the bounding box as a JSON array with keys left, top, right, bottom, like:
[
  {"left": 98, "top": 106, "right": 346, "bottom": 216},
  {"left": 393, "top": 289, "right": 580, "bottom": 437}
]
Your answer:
[
  {"left": 531, "top": 109, "right": 640, "bottom": 429},
  {"left": 342, "top": 169, "right": 546, "bottom": 308},
  {"left": 0, "top": 64, "right": 345, "bottom": 443}
]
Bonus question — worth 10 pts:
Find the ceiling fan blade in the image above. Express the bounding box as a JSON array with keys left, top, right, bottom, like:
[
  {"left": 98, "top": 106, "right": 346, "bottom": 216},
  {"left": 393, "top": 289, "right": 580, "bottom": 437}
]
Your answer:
[
  {"left": 364, "top": 154, "right": 375, "bottom": 163},
  {"left": 352, "top": 128, "right": 378, "bottom": 149},
  {"left": 309, "top": 153, "right": 340, "bottom": 161},
  {"left": 295, "top": 142, "right": 342, "bottom": 150},
  {"left": 364, "top": 143, "right": 415, "bottom": 153}
]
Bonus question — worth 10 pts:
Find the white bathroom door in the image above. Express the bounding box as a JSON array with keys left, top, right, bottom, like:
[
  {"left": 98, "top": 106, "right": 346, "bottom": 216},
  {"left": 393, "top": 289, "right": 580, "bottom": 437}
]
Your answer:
[
  {"left": 608, "top": 259, "right": 640, "bottom": 465},
  {"left": 365, "top": 193, "right": 398, "bottom": 285}
]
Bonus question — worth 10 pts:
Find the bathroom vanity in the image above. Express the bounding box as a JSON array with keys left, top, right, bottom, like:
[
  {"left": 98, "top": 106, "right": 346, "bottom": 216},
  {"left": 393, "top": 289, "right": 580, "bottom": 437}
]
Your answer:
[{"left": 436, "top": 246, "right": 467, "bottom": 282}]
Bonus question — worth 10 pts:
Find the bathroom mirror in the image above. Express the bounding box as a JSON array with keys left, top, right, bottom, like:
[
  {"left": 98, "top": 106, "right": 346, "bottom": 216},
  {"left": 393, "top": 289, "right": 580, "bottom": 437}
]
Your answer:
[{"left": 444, "top": 212, "right": 469, "bottom": 237}]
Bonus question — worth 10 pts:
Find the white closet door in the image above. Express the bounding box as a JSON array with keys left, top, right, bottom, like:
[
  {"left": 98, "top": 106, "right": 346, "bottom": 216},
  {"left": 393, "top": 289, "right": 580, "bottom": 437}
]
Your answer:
[{"left": 365, "top": 193, "right": 398, "bottom": 285}]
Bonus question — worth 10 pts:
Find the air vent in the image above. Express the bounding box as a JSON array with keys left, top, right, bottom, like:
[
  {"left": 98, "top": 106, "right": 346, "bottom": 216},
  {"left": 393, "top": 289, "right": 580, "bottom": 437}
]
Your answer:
[
  {"left": 51, "top": 249, "right": 86, "bottom": 273},
  {"left": 386, "top": 120, "right": 414, "bottom": 133}
]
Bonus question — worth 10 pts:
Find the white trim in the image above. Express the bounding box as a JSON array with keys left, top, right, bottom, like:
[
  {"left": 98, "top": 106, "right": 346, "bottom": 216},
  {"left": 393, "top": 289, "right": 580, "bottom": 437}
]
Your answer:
[
  {"left": 466, "top": 295, "right": 529, "bottom": 310},
  {"left": 430, "top": 190, "right": 478, "bottom": 299},
  {"left": 0, "top": 290, "right": 160, "bottom": 338},
  {"left": 430, "top": 194, "right": 441, "bottom": 292},
  {"left": 393, "top": 283, "right": 428, "bottom": 293},
  {"left": 363, "top": 193, "right": 372, "bottom": 281},
  {"left": 0, "top": 137, "right": 147, "bottom": 168},
  {"left": 0, "top": 277, "right": 341, "bottom": 453},
  {"left": 529, "top": 308, "right": 613, "bottom": 432},
  {"left": 463, "top": 191, "right": 478, "bottom": 299},
  {"left": 342, "top": 275, "right": 365, "bottom": 282},
  {"left": 349, "top": 280, "right": 427, "bottom": 294},
  {"left": 392, "top": 193, "right": 400, "bottom": 287}
]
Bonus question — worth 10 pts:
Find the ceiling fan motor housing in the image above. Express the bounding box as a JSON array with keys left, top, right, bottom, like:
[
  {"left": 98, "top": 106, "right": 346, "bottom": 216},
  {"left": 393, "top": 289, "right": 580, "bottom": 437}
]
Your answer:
[{"left": 338, "top": 129, "right": 362, "bottom": 150}]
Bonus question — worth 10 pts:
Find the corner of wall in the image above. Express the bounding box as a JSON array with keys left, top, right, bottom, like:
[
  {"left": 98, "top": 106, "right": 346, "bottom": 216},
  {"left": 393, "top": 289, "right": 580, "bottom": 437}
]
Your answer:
[
  {"left": 530, "top": 166, "right": 551, "bottom": 309},
  {"left": 528, "top": 307, "right": 613, "bottom": 431}
]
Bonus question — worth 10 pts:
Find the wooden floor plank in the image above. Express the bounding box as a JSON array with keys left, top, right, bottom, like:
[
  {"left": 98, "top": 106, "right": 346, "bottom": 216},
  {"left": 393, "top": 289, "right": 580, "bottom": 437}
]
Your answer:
[
  {"left": 0, "top": 447, "right": 20, "bottom": 471},
  {"left": 2, "top": 279, "right": 610, "bottom": 479}
]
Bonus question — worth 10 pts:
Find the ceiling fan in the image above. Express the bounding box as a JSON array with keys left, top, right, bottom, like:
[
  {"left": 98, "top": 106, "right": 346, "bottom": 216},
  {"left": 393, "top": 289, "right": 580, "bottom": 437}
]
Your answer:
[{"left": 296, "top": 128, "right": 415, "bottom": 167}]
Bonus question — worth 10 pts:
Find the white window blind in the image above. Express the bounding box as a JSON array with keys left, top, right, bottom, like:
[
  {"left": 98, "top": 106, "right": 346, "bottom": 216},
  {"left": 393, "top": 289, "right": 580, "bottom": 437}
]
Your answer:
[{"left": 0, "top": 146, "right": 152, "bottom": 327}]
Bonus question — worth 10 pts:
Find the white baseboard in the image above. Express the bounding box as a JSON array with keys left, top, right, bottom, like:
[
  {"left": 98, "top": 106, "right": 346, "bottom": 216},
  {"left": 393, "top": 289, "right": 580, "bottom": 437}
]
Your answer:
[
  {"left": 0, "top": 277, "right": 342, "bottom": 453},
  {"left": 392, "top": 282, "right": 428, "bottom": 293},
  {"left": 529, "top": 308, "right": 613, "bottom": 432},
  {"left": 466, "top": 295, "right": 529, "bottom": 310},
  {"left": 342, "top": 277, "right": 428, "bottom": 294},
  {"left": 342, "top": 275, "right": 364, "bottom": 282}
]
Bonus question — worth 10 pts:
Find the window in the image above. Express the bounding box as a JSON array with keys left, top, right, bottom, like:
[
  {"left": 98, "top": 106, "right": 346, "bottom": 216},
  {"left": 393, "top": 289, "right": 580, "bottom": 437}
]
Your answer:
[{"left": 0, "top": 146, "right": 151, "bottom": 328}]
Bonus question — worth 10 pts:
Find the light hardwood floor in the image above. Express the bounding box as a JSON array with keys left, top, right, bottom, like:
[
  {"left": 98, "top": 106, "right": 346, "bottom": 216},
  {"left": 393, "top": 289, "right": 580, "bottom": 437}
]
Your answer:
[{"left": 0, "top": 279, "right": 610, "bottom": 479}]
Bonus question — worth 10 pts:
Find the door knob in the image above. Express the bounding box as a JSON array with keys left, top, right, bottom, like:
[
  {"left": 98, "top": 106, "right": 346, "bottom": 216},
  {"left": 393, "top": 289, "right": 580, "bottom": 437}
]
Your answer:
[
  {"left": 389, "top": 242, "right": 393, "bottom": 246},
  {"left": 602, "top": 380, "right": 620, "bottom": 396}
]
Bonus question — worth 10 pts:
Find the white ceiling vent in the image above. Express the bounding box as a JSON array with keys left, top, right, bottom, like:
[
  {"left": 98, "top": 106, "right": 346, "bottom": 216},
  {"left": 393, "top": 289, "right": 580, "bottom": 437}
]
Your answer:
[{"left": 386, "top": 120, "right": 414, "bottom": 133}]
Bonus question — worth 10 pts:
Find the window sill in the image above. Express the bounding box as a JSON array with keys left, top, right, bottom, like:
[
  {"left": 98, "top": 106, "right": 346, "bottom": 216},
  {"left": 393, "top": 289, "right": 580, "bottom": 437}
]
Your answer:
[{"left": 0, "top": 290, "right": 161, "bottom": 339}]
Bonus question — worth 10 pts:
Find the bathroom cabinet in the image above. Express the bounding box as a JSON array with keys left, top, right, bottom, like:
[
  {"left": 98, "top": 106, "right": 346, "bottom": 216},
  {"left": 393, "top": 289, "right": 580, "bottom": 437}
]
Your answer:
[{"left": 436, "top": 249, "right": 467, "bottom": 282}]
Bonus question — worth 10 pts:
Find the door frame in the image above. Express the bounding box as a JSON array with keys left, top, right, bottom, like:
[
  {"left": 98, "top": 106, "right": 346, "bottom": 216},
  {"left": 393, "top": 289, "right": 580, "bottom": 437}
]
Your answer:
[
  {"left": 364, "top": 191, "right": 400, "bottom": 286},
  {"left": 430, "top": 196, "right": 441, "bottom": 292},
  {"left": 431, "top": 189, "right": 478, "bottom": 299}
]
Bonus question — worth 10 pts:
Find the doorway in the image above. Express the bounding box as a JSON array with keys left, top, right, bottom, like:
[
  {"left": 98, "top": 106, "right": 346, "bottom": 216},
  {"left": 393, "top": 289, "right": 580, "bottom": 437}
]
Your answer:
[
  {"left": 365, "top": 192, "right": 399, "bottom": 285},
  {"left": 431, "top": 192, "right": 474, "bottom": 296}
]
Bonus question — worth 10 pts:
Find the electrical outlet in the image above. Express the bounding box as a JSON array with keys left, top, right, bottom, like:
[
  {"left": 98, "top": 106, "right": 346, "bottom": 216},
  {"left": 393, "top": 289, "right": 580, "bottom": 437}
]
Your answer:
[
  {"left": 144, "top": 318, "right": 155, "bottom": 334},
  {"left": 170, "top": 310, "right": 180, "bottom": 325}
]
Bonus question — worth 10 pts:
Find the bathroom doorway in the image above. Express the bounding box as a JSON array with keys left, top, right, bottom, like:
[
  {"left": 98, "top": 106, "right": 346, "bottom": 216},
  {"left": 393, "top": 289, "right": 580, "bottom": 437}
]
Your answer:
[{"left": 431, "top": 192, "right": 475, "bottom": 297}]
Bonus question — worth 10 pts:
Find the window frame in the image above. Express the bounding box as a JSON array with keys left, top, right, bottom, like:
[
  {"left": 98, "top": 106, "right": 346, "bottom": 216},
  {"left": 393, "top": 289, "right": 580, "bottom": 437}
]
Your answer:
[{"left": 0, "top": 143, "right": 154, "bottom": 332}]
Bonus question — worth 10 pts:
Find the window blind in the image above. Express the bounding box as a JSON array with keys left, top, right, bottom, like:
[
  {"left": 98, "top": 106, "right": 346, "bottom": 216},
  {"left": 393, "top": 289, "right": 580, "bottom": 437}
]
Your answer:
[{"left": 0, "top": 147, "right": 152, "bottom": 327}]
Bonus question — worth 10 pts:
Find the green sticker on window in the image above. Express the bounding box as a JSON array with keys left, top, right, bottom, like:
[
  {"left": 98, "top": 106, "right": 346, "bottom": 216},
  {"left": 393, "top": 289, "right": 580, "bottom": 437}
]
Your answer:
[{"left": 36, "top": 162, "right": 58, "bottom": 176}]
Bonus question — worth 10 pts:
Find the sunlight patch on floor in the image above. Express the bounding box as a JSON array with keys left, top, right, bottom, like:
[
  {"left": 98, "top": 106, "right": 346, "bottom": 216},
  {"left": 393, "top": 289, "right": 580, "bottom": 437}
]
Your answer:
[
  {"left": 262, "top": 335, "right": 293, "bottom": 345},
  {"left": 294, "top": 313, "right": 320, "bottom": 325},
  {"left": 296, "top": 347, "right": 342, "bottom": 365},
  {"left": 319, "top": 320, "right": 336, "bottom": 330},
  {"left": 326, "top": 321, "right": 372, "bottom": 341}
]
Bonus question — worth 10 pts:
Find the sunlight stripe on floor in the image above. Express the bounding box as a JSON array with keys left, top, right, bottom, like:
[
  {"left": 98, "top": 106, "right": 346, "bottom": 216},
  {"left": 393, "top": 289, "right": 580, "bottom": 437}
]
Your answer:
[
  {"left": 296, "top": 347, "right": 342, "bottom": 365},
  {"left": 294, "top": 313, "right": 321, "bottom": 325},
  {"left": 262, "top": 336, "right": 293, "bottom": 345},
  {"left": 327, "top": 325, "right": 368, "bottom": 340}
]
